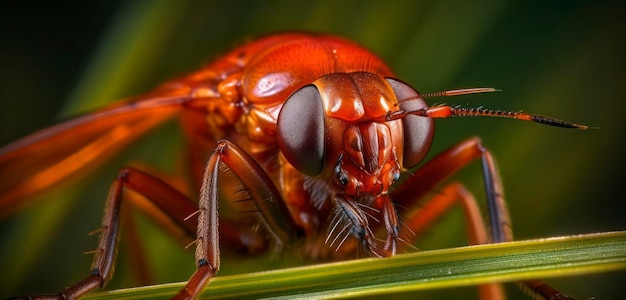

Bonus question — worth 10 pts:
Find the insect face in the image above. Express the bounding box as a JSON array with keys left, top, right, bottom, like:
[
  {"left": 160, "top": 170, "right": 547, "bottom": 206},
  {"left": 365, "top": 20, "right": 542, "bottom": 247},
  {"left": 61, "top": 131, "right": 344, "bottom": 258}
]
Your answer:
[{"left": 278, "top": 72, "right": 434, "bottom": 198}]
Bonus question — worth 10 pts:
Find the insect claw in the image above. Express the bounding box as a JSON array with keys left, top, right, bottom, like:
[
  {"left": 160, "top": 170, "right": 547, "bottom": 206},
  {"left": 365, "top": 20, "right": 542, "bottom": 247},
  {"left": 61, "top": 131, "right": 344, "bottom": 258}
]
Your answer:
[{"left": 367, "top": 242, "right": 387, "bottom": 258}]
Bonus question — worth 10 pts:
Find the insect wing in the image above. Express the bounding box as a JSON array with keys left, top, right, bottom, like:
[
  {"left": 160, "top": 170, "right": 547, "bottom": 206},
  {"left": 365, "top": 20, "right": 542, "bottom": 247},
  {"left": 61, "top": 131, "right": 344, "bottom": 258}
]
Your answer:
[{"left": 0, "top": 93, "right": 194, "bottom": 216}]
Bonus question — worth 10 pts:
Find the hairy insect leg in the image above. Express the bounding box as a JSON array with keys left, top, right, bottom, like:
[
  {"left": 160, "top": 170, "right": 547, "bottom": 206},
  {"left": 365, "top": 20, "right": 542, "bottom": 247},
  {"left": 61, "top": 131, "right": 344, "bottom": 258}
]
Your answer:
[
  {"left": 394, "top": 137, "right": 512, "bottom": 241},
  {"left": 332, "top": 198, "right": 383, "bottom": 257},
  {"left": 9, "top": 167, "right": 203, "bottom": 299},
  {"left": 377, "top": 195, "right": 401, "bottom": 256},
  {"left": 174, "top": 140, "right": 302, "bottom": 299},
  {"left": 393, "top": 137, "right": 575, "bottom": 300},
  {"left": 118, "top": 165, "right": 268, "bottom": 287}
]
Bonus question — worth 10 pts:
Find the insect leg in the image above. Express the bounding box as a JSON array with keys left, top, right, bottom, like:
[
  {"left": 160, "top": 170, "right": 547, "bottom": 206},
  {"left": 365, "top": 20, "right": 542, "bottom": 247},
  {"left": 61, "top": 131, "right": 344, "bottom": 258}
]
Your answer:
[
  {"left": 333, "top": 198, "right": 382, "bottom": 257},
  {"left": 403, "top": 182, "right": 488, "bottom": 245},
  {"left": 392, "top": 137, "right": 575, "bottom": 300},
  {"left": 8, "top": 166, "right": 204, "bottom": 299},
  {"left": 174, "top": 140, "right": 302, "bottom": 299},
  {"left": 402, "top": 182, "right": 505, "bottom": 300},
  {"left": 379, "top": 195, "right": 401, "bottom": 256},
  {"left": 393, "top": 137, "right": 512, "bottom": 241}
]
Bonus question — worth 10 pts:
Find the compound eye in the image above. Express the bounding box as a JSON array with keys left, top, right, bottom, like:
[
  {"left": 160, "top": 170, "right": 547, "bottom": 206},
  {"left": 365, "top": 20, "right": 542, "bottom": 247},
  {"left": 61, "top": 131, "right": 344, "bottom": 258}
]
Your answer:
[
  {"left": 277, "top": 85, "right": 325, "bottom": 176},
  {"left": 386, "top": 78, "right": 435, "bottom": 169}
]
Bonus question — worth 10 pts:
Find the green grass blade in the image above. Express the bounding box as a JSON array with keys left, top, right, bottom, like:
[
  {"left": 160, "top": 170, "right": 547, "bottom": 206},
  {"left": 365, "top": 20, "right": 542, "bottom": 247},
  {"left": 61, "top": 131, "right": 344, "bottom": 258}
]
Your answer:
[{"left": 86, "top": 231, "right": 626, "bottom": 299}]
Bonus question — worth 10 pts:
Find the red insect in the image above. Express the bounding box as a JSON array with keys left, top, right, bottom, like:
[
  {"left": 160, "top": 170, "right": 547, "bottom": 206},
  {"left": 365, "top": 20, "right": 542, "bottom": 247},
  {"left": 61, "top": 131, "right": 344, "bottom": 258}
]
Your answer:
[{"left": 0, "top": 32, "right": 587, "bottom": 299}]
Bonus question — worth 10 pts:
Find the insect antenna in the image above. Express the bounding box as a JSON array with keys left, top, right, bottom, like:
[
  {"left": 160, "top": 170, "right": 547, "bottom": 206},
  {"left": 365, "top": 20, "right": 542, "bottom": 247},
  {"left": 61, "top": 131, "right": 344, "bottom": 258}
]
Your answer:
[
  {"left": 383, "top": 87, "right": 592, "bottom": 129},
  {"left": 422, "top": 106, "right": 591, "bottom": 129},
  {"left": 420, "top": 87, "right": 499, "bottom": 98}
]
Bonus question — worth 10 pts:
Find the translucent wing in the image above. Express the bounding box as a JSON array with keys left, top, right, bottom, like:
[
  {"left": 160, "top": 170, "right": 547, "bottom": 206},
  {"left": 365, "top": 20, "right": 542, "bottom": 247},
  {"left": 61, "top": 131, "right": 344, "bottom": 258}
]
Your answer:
[{"left": 0, "top": 91, "right": 207, "bottom": 216}]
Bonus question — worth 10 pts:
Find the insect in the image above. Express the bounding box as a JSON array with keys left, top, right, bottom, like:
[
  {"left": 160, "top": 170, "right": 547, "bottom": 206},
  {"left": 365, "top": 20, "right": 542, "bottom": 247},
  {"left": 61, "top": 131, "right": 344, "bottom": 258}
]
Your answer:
[{"left": 0, "top": 32, "right": 588, "bottom": 299}]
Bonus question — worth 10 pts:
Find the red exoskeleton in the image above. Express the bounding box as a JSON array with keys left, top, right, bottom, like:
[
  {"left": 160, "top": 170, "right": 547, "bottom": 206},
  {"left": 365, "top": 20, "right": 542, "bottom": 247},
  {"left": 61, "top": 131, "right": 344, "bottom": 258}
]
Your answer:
[{"left": 0, "top": 32, "right": 588, "bottom": 299}]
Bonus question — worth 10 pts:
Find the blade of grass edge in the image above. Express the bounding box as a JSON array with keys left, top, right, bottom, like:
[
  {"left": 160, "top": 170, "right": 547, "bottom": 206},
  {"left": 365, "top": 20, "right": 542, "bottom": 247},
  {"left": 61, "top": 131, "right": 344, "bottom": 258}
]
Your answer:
[{"left": 86, "top": 231, "right": 626, "bottom": 299}]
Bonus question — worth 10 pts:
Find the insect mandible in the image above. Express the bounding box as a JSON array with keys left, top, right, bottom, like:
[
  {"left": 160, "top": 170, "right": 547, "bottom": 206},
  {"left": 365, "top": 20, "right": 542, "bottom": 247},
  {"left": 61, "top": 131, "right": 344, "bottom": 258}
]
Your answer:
[{"left": 0, "top": 32, "right": 589, "bottom": 299}]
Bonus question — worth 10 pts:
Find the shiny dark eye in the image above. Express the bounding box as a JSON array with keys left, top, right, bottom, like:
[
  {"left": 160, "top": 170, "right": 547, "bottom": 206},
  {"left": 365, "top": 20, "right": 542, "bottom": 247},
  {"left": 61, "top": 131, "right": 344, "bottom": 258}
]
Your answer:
[
  {"left": 277, "top": 85, "right": 325, "bottom": 176},
  {"left": 386, "top": 78, "right": 435, "bottom": 169}
]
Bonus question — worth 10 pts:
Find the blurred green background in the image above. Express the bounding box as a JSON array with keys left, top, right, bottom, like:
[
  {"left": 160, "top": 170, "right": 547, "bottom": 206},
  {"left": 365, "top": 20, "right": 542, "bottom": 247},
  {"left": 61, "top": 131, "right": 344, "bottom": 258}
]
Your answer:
[{"left": 1, "top": 0, "right": 624, "bottom": 299}]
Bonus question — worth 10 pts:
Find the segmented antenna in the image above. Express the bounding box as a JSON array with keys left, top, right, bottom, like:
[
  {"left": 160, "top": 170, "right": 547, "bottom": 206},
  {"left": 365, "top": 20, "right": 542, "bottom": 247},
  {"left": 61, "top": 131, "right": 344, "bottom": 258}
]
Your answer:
[
  {"left": 446, "top": 107, "right": 589, "bottom": 129},
  {"left": 421, "top": 87, "right": 499, "bottom": 98},
  {"left": 382, "top": 87, "right": 591, "bottom": 129}
]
